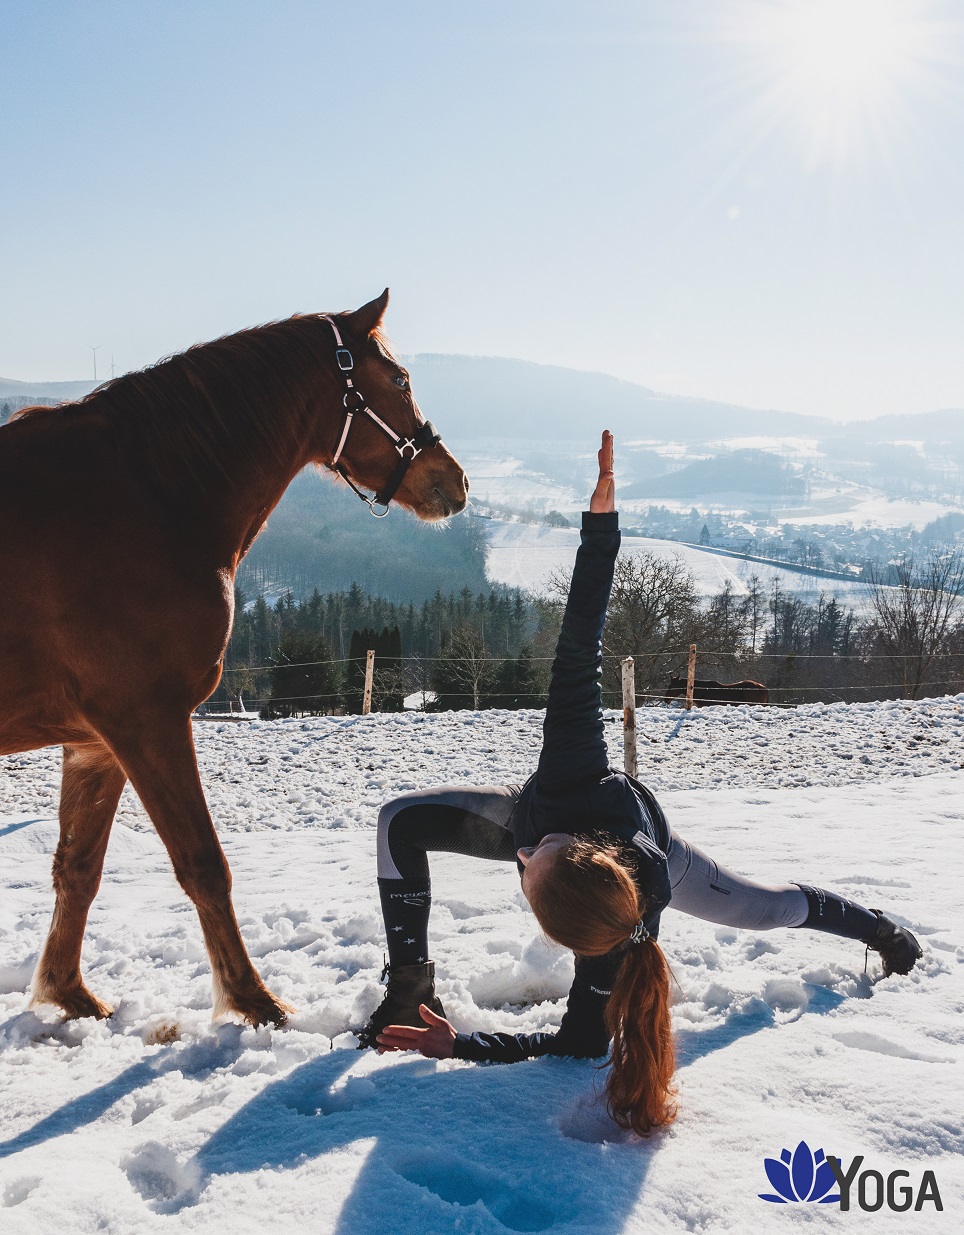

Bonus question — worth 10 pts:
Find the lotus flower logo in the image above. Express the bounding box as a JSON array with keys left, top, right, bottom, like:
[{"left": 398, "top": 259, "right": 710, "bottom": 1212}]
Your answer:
[{"left": 759, "top": 1141, "right": 841, "bottom": 1204}]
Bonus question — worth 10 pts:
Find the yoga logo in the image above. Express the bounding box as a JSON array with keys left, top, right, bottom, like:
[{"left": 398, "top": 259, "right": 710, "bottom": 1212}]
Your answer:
[
  {"left": 759, "top": 1141, "right": 840, "bottom": 1204},
  {"left": 759, "top": 1142, "right": 944, "bottom": 1212}
]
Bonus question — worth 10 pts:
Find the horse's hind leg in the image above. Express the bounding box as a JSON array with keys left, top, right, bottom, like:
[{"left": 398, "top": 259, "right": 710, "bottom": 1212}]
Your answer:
[
  {"left": 32, "top": 741, "right": 127, "bottom": 1019},
  {"left": 108, "top": 714, "right": 292, "bottom": 1027}
]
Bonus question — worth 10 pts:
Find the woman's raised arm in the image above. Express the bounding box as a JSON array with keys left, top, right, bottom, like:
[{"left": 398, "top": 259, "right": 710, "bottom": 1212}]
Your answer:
[{"left": 536, "top": 431, "right": 620, "bottom": 791}]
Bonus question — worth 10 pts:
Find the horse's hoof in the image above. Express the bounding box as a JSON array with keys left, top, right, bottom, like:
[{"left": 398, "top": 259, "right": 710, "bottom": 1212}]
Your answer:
[
  {"left": 233, "top": 991, "right": 296, "bottom": 1028},
  {"left": 51, "top": 987, "right": 114, "bottom": 1021}
]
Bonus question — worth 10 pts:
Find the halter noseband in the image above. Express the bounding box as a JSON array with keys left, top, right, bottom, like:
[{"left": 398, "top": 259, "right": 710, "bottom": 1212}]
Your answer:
[{"left": 321, "top": 315, "right": 442, "bottom": 517}]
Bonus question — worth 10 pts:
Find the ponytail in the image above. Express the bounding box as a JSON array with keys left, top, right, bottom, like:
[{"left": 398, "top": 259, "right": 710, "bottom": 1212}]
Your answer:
[
  {"left": 526, "top": 836, "right": 678, "bottom": 1136},
  {"left": 605, "top": 937, "right": 677, "bottom": 1136}
]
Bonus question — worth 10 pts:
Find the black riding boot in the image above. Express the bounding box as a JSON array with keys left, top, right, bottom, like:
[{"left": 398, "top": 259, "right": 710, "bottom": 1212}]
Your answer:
[
  {"left": 357, "top": 961, "right": 445, "bottom": 1049},
  {"left": 794, "top": 885, "right": 923, "bottom": 977},
  {"left": 864, "top": 910, "right": 923, "bottom": 977}
]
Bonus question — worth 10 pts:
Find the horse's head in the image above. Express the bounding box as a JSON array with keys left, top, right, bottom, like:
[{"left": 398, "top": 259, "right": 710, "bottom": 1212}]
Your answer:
[{"left": 314, "top": 290, "right": 468, "bottom": 521}]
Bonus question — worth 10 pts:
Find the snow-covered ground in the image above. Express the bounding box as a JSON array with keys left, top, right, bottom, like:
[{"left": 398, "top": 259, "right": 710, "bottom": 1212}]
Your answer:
[
  {"left": 485, "top": 519, "right": 876, "bottom": 605},
  {"left": 1, "top": 701, "right": 962, "bottom": 1232}
]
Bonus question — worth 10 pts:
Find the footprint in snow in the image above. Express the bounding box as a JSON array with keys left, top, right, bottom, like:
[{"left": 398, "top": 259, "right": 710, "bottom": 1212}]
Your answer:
[
  {"left": 396, "top": 1154, "right": 557, "bottom": 1232},
  {"left": 832, "top": 1030, "right": 955, "bottom": 1064},
  {"left": 122, "top": 1142, "right": 201, "bottom": 1212},
  {"left": 281, "top": 1075, "right": 376, "bottom": 1118},
  {"left": 2, "top": 1176, "right": 41, "bottom": 1207}
]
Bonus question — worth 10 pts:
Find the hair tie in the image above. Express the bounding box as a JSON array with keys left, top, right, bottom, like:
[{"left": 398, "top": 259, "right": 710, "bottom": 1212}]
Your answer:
[{"left": 628, "top": 919, "right": 649, "bottom": 945}]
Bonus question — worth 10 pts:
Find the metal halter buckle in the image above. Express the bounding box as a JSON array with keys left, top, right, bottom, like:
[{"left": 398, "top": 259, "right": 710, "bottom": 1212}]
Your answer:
[
  {"left": 396, "top": 438, "right": 422, "bottom": 460},
  {"left": 335, "top": 348, "right": 354, "bottom": 371}
]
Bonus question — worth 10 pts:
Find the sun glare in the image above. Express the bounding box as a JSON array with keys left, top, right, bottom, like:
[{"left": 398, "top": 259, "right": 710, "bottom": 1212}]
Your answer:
[
  {"left": 783, "top": 0, "right": 907, "bottom": 89},
  {"left": 743, "top": 0, "right": 942, "bottom": 166}
]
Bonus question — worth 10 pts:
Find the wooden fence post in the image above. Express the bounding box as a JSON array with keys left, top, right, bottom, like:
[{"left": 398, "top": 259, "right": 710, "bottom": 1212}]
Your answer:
[
  {"left": 685, "top": 643, "right": 697, "bottom": 711},
  {"left": 362, "top": 648, "right": 375, "bottom": 715},
  {"left": 621, "top": 656, "right": 637, "bottom": 777}
]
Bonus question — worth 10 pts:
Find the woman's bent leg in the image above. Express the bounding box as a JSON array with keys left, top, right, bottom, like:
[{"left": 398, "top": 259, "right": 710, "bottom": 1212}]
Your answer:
[
  {"left": 376, "top": 786, "right": 521, "bottom": 967},
  {"left": 360, "top": 787, "right": 522, "bottom": 1046}
]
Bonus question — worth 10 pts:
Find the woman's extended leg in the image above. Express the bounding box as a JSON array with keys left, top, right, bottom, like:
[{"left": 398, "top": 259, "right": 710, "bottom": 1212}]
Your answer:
[
  {"left": 664, "top": 829, "right": 921, "bottom": 974},
  {"left": 359, "top": 785, "right": 521, "bottom": 1045}
]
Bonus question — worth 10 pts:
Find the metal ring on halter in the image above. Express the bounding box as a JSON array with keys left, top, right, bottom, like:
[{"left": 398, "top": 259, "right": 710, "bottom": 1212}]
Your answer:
[
  {"left": 396, "top": 438, "right": 422, "bottom": 460},
  {"left": 367, "top": 498, "right": 390, "bottom": 518},
  {"left": 344, "top": 389, "right": 365, "bottom": 411}
]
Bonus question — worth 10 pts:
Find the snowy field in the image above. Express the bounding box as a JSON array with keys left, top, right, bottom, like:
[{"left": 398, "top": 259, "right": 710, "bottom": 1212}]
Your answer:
[
  {"left": 1, "top": 700, "right": 963, "bottom": 1233},
  {"left": 485, "top": 519, "right": 876, "bottom": 605}
]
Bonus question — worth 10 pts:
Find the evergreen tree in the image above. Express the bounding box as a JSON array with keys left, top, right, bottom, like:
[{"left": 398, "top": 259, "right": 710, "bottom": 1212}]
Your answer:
[{"left": 262, "top": 631, "right": 340, "bottom": 719}]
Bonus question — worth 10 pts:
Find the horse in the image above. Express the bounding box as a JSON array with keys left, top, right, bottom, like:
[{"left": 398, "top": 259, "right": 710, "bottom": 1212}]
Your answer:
[
  {"left": 0, "top": 290, "right": 468, "bottom": 1027},
  {"left": 663, "top": 676, "right": 769, "bottom": 706}
]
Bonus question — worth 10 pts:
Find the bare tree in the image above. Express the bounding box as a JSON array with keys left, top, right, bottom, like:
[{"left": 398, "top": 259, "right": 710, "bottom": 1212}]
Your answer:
[
  {"left": 868, "top": 550, "right": 964, "bottom": 698},
  {"left": 742, "top": 574, "right": 766, "bottom": 655},
  {"left": 551, "top": 551, "right": 701, "bottom": 699},
  {"left": 431, "top": 624, "right": 492, "bottom": 710}
]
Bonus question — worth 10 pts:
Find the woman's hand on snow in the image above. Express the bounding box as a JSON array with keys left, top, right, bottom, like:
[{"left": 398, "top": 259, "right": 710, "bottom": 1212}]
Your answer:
[
  {"left": 589, "top": 429, "right": 615, "bottom": 513},
  {"left": 376, "top": 1004, "right": 457, "bottom": 1058}
]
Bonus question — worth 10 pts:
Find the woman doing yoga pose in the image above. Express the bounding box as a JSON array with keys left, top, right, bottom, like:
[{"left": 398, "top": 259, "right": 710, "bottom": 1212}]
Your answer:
[{"left": 360, "top": 431, "right": 922, "bottom": 1136}]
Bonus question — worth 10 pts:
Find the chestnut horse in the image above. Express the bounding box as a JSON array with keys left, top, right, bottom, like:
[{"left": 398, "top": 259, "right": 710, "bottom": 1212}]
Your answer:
[
  {"left": 0, "top": 290, "right": 468, "bottom": 1026},
  {"left": 664, "top": 676, "right": 769, "bottom": 706}
]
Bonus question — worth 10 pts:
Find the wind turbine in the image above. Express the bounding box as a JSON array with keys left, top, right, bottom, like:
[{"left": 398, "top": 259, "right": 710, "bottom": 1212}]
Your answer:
[{"left": 87, "top": 344, "right": 103, "bottom": 382}]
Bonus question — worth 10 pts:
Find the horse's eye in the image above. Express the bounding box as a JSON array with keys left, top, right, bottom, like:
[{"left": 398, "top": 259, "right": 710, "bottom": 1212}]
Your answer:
[{"left": 394, "top": 376, "right": 409, "bottom": 390}]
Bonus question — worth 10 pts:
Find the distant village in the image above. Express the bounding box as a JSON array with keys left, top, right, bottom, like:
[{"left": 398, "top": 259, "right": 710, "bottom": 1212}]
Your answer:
[{"left": 478, "top": 501, "right": 964, "bottom": 584}]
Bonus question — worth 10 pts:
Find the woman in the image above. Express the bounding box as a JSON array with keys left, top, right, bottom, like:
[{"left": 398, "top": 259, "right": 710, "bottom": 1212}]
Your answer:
[{"left": 360, "top": 431, "right": 922, "bottom": 1136}]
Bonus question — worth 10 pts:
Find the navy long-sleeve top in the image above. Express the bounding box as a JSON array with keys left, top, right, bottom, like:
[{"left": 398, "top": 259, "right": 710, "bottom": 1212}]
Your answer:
[{"left": 453, "top": 511, "right": 673, "bottom": 1064}]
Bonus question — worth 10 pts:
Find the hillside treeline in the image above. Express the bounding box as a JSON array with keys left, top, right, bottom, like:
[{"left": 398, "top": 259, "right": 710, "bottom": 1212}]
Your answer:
[
  {"left": 593, "top": 551, "right": 964, "bottom": 707},
  {"left": 206, "top": 549, "right": 964, "bottom": 717},
  {"left": 207, "top": 580, "right": 558, "bottom": 716}
]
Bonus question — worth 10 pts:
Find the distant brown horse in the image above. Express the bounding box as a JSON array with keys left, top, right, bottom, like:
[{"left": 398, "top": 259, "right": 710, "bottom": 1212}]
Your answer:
[
  {"left": 664, "top": 676, "right": 769, "bottom": 706},
  {"left": 0, "top": 290, "right": 467, "bottom": 1026}
]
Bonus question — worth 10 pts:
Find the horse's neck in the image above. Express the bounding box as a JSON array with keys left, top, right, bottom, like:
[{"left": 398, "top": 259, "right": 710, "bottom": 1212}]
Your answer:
[
  {"left": 192, "top": 365, "right": 340, "bottom": 570},
  {"left": 224, "top": 458, "right": 307, "bottom": 570}
]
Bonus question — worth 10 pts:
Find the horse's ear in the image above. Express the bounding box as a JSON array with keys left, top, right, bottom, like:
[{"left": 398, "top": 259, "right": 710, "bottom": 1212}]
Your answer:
[{"left": 345, "top": 289, "right": 390, "bottom": 338}]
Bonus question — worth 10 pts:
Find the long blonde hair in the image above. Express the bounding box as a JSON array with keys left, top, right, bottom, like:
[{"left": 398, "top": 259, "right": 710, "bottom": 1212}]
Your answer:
[{"left": 526, "top": 837, "right": 678, "bottom": 1136}]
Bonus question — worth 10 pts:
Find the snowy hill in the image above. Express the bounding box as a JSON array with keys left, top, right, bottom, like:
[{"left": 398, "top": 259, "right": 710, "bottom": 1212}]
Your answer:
[
  {"left": 484, "top": 518, "right": 876, "bottom": 604},
  {"left": 0, "top": 376, "right": 97, "bottom": 401},
  {"left": 1, "top": 699, "right": 962, "bottom": 1231}
]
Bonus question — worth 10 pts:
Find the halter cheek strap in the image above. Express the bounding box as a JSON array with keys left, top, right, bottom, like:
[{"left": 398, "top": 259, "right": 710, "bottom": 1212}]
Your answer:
[{"left": 320, "top": 315, "right": 442, "bottom": 517}]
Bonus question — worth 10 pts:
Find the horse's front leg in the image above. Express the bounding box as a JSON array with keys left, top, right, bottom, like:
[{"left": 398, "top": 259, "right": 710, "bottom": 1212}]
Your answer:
[
  {"left": 106, "top": 712, "right": 292, "bottom": 1026},
  {"left": 32, "top": 740, "right": 127, "bottom": 1019}
]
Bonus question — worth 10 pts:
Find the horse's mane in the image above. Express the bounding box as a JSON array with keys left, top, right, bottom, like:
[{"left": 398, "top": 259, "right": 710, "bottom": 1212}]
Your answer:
[{"left": 12, "top": 314, "right": 381, "bottom": 494}]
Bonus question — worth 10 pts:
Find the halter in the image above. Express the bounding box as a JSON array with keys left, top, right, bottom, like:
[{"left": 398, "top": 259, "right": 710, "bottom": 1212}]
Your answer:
[{"left": 321, "top": 315, "right": 442, "bottom": 517}]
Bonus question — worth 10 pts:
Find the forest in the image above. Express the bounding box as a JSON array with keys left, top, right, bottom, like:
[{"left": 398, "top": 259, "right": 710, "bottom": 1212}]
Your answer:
[{"left": 206, "top": 548, "right": 964, "bottom": 718}]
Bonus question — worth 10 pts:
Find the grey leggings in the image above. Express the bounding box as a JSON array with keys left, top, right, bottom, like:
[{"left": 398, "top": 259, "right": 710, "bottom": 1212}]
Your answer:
[{"left": 376, "top": 785, "right": 808, "bottom": 930}]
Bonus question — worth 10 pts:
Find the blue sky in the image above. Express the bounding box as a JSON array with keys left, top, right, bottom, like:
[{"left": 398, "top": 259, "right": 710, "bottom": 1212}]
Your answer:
[{"left": 1, "top": 0, "right": 962, "bottom": 419}]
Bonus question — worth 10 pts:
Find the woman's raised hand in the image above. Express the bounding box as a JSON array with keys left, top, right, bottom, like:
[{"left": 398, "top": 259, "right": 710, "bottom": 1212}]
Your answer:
[
  {"left": 376, "top": 1004, "right": 457, "bottom": 1059},
  {"left": 589, "top": 430, "right": 615, "bottom": 513}
]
